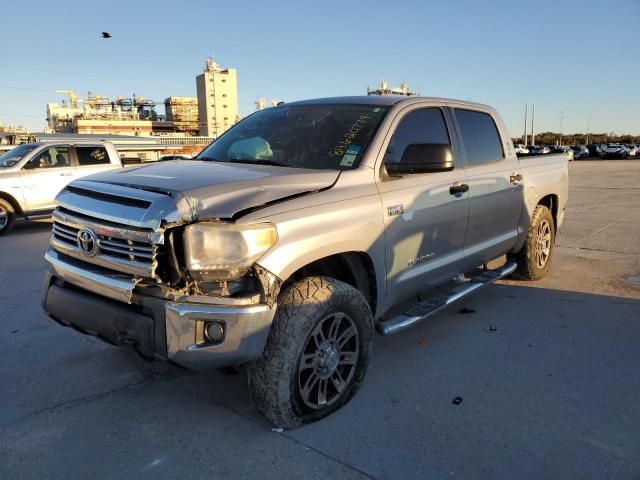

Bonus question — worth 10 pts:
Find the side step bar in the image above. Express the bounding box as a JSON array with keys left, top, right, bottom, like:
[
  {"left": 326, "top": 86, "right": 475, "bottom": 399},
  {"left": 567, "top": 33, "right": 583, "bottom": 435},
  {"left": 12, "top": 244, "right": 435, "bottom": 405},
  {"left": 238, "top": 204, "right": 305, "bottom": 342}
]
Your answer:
[{"left": 377, "top": 261, "right": 517, "bottom": 335}]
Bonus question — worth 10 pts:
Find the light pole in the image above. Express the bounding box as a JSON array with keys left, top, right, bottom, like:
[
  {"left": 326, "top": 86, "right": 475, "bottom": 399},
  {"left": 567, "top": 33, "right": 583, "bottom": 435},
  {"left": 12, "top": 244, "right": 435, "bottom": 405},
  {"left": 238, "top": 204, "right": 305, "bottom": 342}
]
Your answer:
[
  {"left": 524, "top": 104, "right": 528, "bottom": 145},
  {"left": 531, "top": 105, "right": 535, "bottom": 146}
]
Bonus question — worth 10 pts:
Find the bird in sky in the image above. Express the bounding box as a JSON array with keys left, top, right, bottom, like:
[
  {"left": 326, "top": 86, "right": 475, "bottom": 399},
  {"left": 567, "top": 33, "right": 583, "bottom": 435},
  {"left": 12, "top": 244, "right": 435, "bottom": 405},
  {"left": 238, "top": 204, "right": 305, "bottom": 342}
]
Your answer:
[{"left": 100, "top": 32, "right": 112, "bottom": 38}]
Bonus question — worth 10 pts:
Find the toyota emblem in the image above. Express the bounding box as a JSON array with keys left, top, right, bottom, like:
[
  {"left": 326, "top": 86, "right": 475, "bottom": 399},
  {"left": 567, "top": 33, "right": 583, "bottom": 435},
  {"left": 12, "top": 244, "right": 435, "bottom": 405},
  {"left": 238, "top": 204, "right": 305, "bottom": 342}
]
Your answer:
[{"left": 77, "top": 228, "right": 98, "bottom": 256}]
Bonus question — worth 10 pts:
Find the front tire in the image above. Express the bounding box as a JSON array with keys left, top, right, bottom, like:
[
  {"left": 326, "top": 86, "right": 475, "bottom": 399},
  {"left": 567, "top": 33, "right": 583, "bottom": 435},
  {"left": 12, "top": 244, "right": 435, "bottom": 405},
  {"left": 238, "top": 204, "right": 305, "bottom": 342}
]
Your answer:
[
  {"left": 247, "top": 276, "right": 373, "bottom": 429},
  {"left": 510, "top": 204, "right": 555, "bottom": 280},
  {"left": 0, "top": 198, "right": 16, "bottom": 236}
]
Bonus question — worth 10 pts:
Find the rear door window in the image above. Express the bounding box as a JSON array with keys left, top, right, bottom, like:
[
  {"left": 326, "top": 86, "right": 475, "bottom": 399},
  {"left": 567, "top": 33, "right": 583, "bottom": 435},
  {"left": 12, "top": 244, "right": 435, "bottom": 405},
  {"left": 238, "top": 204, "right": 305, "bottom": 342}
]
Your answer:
[
  {"left": 76, "top": 146, "right": 110, "bottom": 166},
  {"left": 454, "top": 109, "right": 504, "bottom": 166}
]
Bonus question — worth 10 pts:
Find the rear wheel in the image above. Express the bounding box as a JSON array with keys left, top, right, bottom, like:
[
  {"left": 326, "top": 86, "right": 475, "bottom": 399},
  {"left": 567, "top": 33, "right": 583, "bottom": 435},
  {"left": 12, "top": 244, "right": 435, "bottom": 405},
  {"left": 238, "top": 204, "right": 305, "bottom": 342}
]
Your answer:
[
  {"left": 510, "top": 204, "right": 555, "bottom": 280},
  {"left": 247, "top": 276, "right": 373, "bottom": 429},
  {"left": 0, "top": 199, "right": 16, "bottom": 236}
]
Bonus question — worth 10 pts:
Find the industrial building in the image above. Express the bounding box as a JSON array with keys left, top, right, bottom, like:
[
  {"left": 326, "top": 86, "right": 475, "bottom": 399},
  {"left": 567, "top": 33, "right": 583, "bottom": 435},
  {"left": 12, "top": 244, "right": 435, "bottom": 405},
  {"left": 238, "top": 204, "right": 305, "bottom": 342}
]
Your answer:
[
  {"left": 367, "top": 80, "right": 419, "bottom": 96},
  {"left": 72, "top": 119, "right": 177, "bottom": 136},
  {"left": 196, "top": 58, "right": 238, "bottom": 137},
  {"left": 46, "top": 91, "right": 176, "bottom": 136},
  {"left": 164, "top": 97, "right": 199, "bottom": 135}
]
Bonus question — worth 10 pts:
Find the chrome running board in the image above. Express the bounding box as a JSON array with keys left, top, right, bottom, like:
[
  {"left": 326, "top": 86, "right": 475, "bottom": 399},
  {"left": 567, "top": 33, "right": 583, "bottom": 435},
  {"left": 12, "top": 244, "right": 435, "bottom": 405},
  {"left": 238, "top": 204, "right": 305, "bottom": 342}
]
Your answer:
[{"left": 377, "top": 262, "right": 517, "bottom": 335}]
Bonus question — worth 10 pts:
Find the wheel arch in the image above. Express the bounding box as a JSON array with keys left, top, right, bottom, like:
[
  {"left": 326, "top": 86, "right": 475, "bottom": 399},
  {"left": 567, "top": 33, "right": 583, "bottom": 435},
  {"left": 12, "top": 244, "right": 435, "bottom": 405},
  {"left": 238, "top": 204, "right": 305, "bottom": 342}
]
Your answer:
[
  {"left": 279, "top": 251, "right": 378, "bottom": 318},
  {"left": 511, "top": 191, "right": 560, "bottom": 254},
  {"left": 0, "top": 191, "right": 23, "bottom": 215},
  {"left": 536, "top": 193, "right": 559, "bottom": 230}
]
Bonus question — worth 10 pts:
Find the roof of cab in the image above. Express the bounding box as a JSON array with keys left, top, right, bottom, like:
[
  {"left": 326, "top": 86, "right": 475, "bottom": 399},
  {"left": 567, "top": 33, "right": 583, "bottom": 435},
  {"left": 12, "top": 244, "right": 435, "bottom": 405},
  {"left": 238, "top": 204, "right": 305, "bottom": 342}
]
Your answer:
[
  {"left": 23, "top": 140, "right": 115, "bottom": 147},
  {"left": 284, "top": 95, "right": 493, "bottom": 110}
]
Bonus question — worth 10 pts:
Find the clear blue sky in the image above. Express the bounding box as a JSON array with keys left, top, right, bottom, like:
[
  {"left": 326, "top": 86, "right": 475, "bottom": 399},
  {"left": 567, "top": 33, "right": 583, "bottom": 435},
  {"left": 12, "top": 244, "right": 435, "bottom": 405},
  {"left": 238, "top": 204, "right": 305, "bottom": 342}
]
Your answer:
[{"left": 1, "top": 0, "right": 638, "bottom": 135}]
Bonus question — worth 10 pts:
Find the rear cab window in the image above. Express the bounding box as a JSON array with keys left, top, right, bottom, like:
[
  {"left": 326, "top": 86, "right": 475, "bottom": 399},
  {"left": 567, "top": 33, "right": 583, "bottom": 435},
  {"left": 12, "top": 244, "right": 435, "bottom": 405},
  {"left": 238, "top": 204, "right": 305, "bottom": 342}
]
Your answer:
[
  {"left": 76, "top": 146, "right": 110, "bottom": 166},
  {"left": 453, "top": 109, "right": 504, "bottom": 166}
]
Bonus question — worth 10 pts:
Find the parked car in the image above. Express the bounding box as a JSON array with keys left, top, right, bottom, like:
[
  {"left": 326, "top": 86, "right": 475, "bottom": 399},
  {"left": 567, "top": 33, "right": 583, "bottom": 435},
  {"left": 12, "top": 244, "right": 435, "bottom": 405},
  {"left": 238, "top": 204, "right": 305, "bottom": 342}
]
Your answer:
[
  {"left": 624, "top": 144, "right": 638, "bottom": 157},
  {"left": 514, "top": 143, "right": 529, "bottom": 155},
  {"left": 552, "top": 146, "right": 574, "bottom": 161},
  {"left": 528, "top": 145, "right": 542, "bottom": 155},
  {"left": 586, "top": 144, "right": 602, "bottom": 157},
  {"left": 159, "top": 154, "right": 192, "bottom": 161},
  {"left": 529, "top": 146, "right": 551, "bottom": 155},
  {"left": 0, "top": 141, "right": 123, "bottom": 235},
  {"left": 41, "top": 96, "right": 568, "bottom": 428},
  {"left": 570, "top": 145, "right": 589, "bottom": 160},
  {"left": 601, "top": 143, "right": 629, "bottom": 159}
]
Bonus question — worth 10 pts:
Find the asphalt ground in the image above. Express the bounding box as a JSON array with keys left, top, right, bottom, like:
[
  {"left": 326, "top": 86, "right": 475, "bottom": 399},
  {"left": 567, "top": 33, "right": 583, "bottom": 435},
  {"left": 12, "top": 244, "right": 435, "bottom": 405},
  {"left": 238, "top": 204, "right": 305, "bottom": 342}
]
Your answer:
[{"left": 1, "top": 160, "right": 639, "bottom": 479}]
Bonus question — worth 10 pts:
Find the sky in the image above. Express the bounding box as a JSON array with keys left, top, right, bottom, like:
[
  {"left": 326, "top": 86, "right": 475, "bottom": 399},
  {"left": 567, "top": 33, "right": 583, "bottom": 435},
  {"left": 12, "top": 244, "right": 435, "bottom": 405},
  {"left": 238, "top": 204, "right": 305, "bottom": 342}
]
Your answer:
[{"left": 1, "top": 0, "right": 639, "bottom": 136}]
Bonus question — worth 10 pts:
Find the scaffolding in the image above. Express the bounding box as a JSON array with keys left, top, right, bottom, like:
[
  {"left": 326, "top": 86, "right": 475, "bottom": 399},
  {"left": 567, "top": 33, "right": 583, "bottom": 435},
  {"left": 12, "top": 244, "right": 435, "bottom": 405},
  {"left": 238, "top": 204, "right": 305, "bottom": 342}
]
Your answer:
[{"left": 164, "top": 97, "right": 198, "bottom": 134}]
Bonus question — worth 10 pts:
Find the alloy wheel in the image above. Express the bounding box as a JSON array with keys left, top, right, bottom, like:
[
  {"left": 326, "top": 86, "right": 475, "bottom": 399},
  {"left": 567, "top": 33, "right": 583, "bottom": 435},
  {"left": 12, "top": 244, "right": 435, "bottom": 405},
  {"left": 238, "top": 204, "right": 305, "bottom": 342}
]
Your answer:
[
  {"left": 535, "top": 219, "right": 552, "bottom": 269},
  {"left": 297, "top": 312, "right": 360, "bottom": 410},
  {"left": 0, "top": 207, "right": 8, "bottom": 230}
]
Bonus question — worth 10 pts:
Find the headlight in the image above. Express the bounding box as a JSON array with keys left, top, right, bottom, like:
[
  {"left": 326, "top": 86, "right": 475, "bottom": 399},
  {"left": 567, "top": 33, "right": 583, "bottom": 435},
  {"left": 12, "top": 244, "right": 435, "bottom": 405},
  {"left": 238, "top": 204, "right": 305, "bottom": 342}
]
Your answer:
[{"left": 183, "top": 222, "right": 278, "bottom": 281}]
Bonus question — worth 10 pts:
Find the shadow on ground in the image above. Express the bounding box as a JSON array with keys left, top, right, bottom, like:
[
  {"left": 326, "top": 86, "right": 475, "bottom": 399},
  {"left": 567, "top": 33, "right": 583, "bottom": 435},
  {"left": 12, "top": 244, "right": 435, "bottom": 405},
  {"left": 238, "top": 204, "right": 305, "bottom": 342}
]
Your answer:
[{"left": 8, "top": 219, "right": 52, "bottom": 236}]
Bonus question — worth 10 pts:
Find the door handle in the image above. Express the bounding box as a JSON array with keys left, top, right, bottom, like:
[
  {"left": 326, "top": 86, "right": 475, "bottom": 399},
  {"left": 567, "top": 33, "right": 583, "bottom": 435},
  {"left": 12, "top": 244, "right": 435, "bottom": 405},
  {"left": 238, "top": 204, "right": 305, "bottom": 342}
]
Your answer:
[
  {"left": 59, "top": 173, "right": 74, "bottom": 177},
  {"left": 449, "top": 183, "right": 469, "bottom": 195},
  {"left": 510, "top": 173, "right": 523, "bottom": 183}
]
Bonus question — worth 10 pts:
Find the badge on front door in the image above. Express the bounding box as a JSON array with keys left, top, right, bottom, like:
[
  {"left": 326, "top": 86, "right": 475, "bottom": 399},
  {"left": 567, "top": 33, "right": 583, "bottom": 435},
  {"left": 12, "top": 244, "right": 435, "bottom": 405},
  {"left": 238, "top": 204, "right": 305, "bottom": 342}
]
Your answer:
[{"left": 388, "top": 204, "right": 405, "bottom": 216}]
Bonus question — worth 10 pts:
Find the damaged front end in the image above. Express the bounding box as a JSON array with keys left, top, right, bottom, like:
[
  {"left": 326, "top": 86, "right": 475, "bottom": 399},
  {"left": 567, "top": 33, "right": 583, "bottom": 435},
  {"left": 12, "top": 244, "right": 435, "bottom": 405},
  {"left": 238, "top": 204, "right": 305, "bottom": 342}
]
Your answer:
[
  {"left": 136, "top": 225, "right": 283, "bottom": 309},
  {"left": 42, "top": 179, "right": 283, "bottom": 369}
]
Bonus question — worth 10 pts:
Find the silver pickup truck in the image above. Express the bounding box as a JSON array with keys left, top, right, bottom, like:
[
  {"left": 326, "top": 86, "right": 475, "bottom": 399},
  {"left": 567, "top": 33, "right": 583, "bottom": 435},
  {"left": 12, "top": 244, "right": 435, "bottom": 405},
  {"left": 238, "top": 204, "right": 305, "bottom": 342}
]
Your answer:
[
  {"left": 0, "top": 141, "right": 122, "bottom": 234},
  {"left": 42, "top": 96, "right": 568, "bottom": 428}
]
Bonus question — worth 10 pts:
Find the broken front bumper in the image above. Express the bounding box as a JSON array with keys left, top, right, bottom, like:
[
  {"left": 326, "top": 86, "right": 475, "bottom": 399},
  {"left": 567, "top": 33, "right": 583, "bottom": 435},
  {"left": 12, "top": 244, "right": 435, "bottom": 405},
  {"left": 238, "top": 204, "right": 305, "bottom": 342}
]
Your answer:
[{"left": 42, "top": 249, "right": 276, "bottom": 369}]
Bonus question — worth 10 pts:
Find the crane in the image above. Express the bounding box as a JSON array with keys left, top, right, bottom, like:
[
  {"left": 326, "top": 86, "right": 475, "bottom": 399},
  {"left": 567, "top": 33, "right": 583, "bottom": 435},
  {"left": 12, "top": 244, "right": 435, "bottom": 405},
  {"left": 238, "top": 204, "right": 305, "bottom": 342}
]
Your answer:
[{"left": 55, "top": 90, "right": 79, "bottom": 109}]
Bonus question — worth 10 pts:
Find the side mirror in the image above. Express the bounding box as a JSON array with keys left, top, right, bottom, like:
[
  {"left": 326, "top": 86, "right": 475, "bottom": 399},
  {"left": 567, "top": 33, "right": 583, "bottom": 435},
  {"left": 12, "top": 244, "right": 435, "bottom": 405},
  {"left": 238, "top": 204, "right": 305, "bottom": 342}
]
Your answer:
[
  {"left": 22, "top": 159, "right": 39, "bottom": 170},
  {"left": 385, "top": 143, "right": 454, "bottom": 175}
]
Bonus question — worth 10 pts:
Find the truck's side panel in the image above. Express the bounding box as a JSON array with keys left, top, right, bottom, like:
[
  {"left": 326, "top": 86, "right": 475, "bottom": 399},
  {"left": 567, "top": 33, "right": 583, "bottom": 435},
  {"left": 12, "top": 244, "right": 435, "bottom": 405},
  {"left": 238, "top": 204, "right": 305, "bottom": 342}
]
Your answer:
[
  {"left": 249, "top": 171, "right": 389, "bottom": 320},
  {"left": 447, "top": 105, "right": 524, "bottom": 270},
  {"left": 511, "top": 154, "right": 569, "bottom": 253}
]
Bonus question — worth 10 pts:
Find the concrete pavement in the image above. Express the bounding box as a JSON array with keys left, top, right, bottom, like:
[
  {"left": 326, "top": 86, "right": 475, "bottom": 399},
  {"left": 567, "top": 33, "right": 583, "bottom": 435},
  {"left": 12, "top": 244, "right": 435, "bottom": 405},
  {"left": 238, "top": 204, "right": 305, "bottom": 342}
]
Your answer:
[{"left": 1, "top": 161, "right": 638, "bottom": 479}]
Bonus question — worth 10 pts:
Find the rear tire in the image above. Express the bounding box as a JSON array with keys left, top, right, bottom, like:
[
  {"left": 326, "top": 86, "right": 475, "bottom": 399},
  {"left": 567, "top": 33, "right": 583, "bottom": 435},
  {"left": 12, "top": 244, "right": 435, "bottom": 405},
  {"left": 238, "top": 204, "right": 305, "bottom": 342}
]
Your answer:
[
  {"left": 247, "top": 276, "right": 373, "bottom": 429},
  {"left": 510, "top": 204, "right": 555, "bottom": 280},
  {"left": 0, "top": 198, "right": 16, "bottom": 236}
]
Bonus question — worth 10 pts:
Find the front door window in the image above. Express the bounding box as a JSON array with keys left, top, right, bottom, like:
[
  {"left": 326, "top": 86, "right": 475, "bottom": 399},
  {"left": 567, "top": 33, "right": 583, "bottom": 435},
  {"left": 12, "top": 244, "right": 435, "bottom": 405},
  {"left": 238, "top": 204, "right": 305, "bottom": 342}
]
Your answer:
[{"left": 24, "top": 147, "right": 71, "bottom": 170}]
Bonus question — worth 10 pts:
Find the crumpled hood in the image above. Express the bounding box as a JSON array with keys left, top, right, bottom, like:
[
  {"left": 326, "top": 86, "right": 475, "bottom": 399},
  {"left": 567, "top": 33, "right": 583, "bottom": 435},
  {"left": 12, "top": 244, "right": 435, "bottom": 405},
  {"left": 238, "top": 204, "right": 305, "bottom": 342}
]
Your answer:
[{"left": 79, "top": 160, "right": 340, "bottom": 220}]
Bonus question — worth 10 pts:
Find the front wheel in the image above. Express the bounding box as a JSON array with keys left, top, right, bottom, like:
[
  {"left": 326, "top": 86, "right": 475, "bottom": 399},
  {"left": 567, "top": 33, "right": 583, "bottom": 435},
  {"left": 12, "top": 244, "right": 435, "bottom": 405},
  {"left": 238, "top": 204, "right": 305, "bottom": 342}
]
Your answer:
[
  {"left": 0, "top": 198, "right": 16, "bottom": 236},
  {"left": 509, "top": 204, "right": 555, "bottom": 280},
  {"left": 247, "top": 276, "right": 373, "bottom": 429}
]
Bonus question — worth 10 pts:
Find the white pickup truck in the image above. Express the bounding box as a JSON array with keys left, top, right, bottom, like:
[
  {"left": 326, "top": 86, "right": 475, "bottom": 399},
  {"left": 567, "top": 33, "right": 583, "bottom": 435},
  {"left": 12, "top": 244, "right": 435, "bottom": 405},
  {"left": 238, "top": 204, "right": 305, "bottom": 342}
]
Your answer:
[{"left": 0, "top": 141, "right": 122, "bottom": 234}]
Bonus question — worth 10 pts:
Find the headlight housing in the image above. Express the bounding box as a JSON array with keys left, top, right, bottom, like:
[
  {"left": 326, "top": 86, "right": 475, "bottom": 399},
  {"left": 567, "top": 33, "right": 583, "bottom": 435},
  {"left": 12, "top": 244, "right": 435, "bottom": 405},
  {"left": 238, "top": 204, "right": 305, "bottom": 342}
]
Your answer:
[{"left": 183, "top": 222, "right": 278, "bottom": 281}]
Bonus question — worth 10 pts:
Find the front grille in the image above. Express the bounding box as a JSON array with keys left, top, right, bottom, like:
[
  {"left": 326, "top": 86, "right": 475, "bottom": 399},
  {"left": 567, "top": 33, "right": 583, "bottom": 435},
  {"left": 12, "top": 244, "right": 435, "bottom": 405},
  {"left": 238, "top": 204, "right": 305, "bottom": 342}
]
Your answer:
[{"left": 50, "top": 209, "right": 162, "bottom": 279}]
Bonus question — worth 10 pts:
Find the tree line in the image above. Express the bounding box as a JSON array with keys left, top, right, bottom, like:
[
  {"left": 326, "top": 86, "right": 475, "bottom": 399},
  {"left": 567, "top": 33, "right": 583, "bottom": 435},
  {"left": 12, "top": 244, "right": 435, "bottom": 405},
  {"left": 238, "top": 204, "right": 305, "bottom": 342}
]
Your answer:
[{"left": 511, "top": 132, "right": 640, "bottom": 146}]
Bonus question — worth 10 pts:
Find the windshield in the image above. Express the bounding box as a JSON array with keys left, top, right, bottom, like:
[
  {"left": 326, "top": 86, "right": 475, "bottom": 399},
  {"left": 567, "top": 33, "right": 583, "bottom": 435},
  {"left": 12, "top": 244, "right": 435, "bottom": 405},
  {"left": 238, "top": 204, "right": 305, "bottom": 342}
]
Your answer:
[
  {"left": 197, "top": 104, "right": 389, "bottom": 170},
  {"left": 0, "top": 144, "right": 38, "bottom": 168}
]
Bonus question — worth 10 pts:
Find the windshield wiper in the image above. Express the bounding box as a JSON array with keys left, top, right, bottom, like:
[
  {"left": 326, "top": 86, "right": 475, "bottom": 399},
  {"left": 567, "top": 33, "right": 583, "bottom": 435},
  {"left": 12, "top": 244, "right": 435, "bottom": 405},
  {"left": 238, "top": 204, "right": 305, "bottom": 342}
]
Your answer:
[
  {"left": 230, "top": 159, "right": 289, "bottom": 167},
  {"left": 196, "top": 157, "right": 290, "bottom": 167}
]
